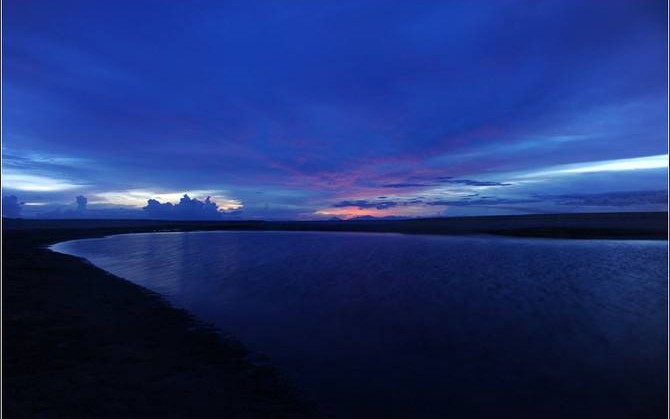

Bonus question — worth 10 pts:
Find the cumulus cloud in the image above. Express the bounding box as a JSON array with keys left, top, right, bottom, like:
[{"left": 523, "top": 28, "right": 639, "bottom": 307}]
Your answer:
[
  {"left": 142, "top": 194, "right": 236, "bottom": 220},
  {"left": 2, "top": 195, "right": 23, "bottom": 218}
]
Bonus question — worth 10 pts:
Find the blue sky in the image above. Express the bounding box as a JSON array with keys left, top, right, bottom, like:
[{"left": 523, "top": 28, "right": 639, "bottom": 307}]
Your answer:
[{"left": 2, "top": 0, "right": 668, "bottom": 219}]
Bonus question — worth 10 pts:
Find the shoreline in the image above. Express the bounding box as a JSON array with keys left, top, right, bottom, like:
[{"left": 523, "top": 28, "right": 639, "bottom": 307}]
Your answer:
[
  {"left": 3, "top": 212, "right": 667, "bottom": 417},
  {"left": 3, "top": 228, "right": 322, "bottom": 418}
]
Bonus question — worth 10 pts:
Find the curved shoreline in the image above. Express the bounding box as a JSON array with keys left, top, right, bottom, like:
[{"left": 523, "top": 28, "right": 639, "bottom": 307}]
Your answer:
[
  {"left": 3, "top": 213, "right": 667, "bottom": 417},
  {"left": 3, "top": 227, "right": 321, "bottom": 418}
]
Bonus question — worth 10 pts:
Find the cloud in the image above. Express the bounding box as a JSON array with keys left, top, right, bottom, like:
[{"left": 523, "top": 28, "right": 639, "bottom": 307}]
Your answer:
[
  {"left": 426, "top": 198, "right": 542, "bottom": 206},
  {"left": 332, "top": 200, "right": 398, "bottom": 210},
  {"left": 95, "top": 189, "right": 242, "bottom": 210},
  {"left": 547, "top": 190, "right": 668, "bottom": 207},
  {"left": 518, "top": 154, "right": 669, "bottom": 179},
  {"left": 17, "top": 195, "right": 91, "bottom": 219},
  {"left": 2, "top": 170, "right": 84, "bottom": 192},
  {"left": 2, "top": 195, "right": 23, "bottom": 218},
  {"left": 436, "top": 177, "right": 511, "bottom": 187},
  {"left": 76, "top": 195, "right": 87, "bottom": 212},
  {"left": 381, "top": 183, "right": 432, "bottom": 188},
  {"left": 380, "top": 178, "right": 510, "bottom": 188},
  {"left": 142, "top": 194, "right": 236, "bottom": 220}
]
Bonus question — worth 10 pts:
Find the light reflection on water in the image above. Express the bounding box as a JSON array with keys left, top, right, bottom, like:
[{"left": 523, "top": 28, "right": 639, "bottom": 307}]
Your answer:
[{"left": 52, "top": 231, "right": 668, "bottom": 419}]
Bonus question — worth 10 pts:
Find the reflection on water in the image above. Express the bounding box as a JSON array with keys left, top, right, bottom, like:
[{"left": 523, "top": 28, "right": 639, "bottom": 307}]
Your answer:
[{"left": 53, "top": 231, "right": 668, "bottom": 419}]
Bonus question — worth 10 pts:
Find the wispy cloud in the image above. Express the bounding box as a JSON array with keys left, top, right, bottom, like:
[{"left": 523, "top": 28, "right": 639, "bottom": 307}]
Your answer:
[
  {"left": 436, "top": 177, "right": 511, "bottom": 187},
  {"left": 380, "top": 177, "right": 510, "bottom": 189},
  {"left": 546, "top": 190, "right": 668, "bottom": 207},
  {"left": 518, "top": 154, "right": 668, "bottom": 179},
  {"left": 380, "top": 183, "right": 432, "bottom": 188},
  {"left": 333, "top": 200, "right": 398, "bottom": 210},
  {"left": 2, "top": 170, "right": 85, "bottom": 192},
  {"left": 426, "top": 198, "right": 542, "bottom": 207}
]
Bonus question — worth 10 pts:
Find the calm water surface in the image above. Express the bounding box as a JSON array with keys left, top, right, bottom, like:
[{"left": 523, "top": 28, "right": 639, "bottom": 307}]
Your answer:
[{"left": 53, "top": 231, "right": 668, "bottom": 418}]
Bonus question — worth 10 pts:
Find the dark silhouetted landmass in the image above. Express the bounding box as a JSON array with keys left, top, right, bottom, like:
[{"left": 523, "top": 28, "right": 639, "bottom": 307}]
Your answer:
[
  {"left": 3, "top": 228, "right": 321, "bottom": 419},
  {"left": 4, "top": 211, "right": 668, "bottom": 239}
]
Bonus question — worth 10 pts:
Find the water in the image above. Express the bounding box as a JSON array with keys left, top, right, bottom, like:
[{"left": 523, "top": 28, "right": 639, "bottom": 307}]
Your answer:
[{"left": 52, "top": 231, "right": 668, "bottom": 418}]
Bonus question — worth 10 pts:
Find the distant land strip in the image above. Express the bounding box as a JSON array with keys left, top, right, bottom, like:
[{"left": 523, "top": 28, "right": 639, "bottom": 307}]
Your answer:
[{"left": 3, "top": 212, "right": 668, "bottom": 240}]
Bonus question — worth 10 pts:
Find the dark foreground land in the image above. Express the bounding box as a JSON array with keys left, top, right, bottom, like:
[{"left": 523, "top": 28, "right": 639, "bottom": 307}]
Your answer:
[
  {"left": 3, "top": 228, "right": 322, "bottom": 419},
  {"left": 3, "top": 212, "right": 668, "bottom": 418}
]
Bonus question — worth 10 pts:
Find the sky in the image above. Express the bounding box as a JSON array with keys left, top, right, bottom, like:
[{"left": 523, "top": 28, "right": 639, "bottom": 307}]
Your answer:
[{"left": 2, "top": 0, "right": 668, "bottom": 220}]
